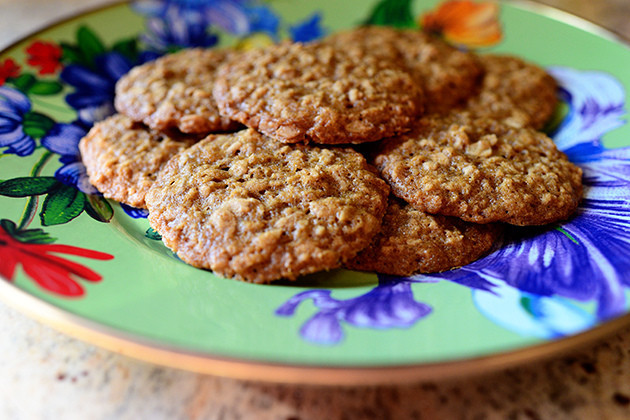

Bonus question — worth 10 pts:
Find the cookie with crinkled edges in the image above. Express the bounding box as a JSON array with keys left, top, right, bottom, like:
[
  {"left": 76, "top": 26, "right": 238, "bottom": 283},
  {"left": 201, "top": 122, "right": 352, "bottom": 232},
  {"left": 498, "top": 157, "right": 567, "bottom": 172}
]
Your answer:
[
  {"left": 345, "top": 197, "right": 501, "bottom": 276},
  {"left": 145, "top": 128, "right": 390, "bottom": 283},
  {"left": 212, "top": 41, "right": 424, "bottom": 144},
  {"left": 373, "top": 112, "right": 582, "bottom": 226},
  {"left": 79, "top": 114, "right": 200, "bottom": 209},
  {"left": 323, "top": 26, "right": 483, "bottom": 114},
  {"left": 115, "top": 48, "right": 241, "bottom": 134},
  {"left": 463, "top": 54, "right": 558, "bottom": 129}
]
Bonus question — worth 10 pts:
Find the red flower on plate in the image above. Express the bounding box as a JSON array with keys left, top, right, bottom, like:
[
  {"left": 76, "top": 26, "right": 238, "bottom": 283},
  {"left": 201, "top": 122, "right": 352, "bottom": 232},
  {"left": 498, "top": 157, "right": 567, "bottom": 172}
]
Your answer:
[
  {"left": 26, "top": 40, "right": 63, "bottom": 75},
  {"left": 0, "top": 224, "right": 114, "bottom": 297},
  {"left": 420, "top": 0, "right": 503, "bottom": 48},
  {"left": 0, "top": 58, "right": 21, "bottom": 85}
]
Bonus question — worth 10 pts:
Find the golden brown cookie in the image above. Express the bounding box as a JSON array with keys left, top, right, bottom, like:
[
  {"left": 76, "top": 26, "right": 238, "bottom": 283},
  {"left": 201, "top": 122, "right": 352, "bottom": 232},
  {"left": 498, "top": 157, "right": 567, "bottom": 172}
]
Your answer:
[
  {"left": 115, "top": 48, "right": 241, "bottom": 134},
  {"left": 212, "top": 41, "right": 424, "bottom": 145},
  {"left": 345, "top": 197, "right": 501, "bottom": 276},
  {"left": 145, "top": 128, "right": 390, "bottom": 283},
  {"left": 79, "top": 114, "right": 200, "bottom": 209},
  {"left": 463, "top": 54, "right": 558, "bottom": 129},
  {"left": 373, "top": 112, "right": 583, "bottom": 226},
  {"left": 323, "top": 26, "right": 483, "bottom": 114}
]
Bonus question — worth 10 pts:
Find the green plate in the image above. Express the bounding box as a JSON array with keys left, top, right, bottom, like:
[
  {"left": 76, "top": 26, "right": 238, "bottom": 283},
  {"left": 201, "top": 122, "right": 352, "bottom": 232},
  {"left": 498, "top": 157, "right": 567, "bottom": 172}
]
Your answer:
[{"left": 2, "top": 0, "right": 630, "bottom": 384}]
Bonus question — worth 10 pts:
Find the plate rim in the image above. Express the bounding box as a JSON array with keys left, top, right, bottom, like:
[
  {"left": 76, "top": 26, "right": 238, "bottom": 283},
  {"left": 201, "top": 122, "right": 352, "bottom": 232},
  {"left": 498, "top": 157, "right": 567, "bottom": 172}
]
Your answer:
[
  {"left": 1, "top": 0, "right": 630, "bottom": 385},
  {"left": 2, "top": 277, "right": 630, "bottom": 385}
]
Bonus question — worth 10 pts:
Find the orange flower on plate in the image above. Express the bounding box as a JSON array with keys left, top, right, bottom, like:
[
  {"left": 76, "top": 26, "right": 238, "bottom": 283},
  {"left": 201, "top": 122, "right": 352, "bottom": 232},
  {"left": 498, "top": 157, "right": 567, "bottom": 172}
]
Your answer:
[{"left": 420, "top": 0, "right": 503, "bottom": 48}]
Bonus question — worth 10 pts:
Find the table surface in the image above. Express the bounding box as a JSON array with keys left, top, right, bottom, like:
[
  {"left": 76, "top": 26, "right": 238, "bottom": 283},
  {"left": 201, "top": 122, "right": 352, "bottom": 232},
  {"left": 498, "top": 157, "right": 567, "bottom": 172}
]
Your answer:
[{"left": 2, "top": 0, "right": 630, "bottom": 418}]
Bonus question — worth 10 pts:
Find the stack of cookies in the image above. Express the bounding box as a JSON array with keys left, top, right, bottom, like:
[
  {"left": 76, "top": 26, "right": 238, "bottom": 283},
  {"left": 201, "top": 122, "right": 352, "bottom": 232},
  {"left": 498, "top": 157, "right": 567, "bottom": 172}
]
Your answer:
[{"left": 79, "top": 26, "right": 583, "bottom": 283}]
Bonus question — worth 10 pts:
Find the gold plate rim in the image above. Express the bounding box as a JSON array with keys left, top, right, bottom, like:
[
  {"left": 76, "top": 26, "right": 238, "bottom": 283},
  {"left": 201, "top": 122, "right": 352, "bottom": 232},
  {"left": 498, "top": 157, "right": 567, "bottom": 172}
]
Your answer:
[{"left": 2, "top": 276, "right": 630, "bottom": 386}]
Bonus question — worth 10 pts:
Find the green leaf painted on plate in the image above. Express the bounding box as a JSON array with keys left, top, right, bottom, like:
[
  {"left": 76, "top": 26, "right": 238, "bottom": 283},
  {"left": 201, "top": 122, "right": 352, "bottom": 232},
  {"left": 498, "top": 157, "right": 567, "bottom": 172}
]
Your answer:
[
  {"left": 84, "top": 194, "right": 114, "bottom": 223},
  {"left": 145, "top": 227, "right": 162, "bottom": 240},
  {"left": 364, "top": 0, "right": 417, "bottom": 28},
  {"left": 8, "top": 73, "right": 63, "bottom": 95},
  {"left": 112, "top": 37, "right": 139, "bottom": 62},
  {"left": 520, "top": 296, "right": 535, "bottom": 317},
  {"left": 40, "top": 184, "right": 86, "bottom": 226},
  {"left": 10, "top": 73, "right": 36, "bottom": 92},
  {"left": 22, "top": 111, "right": 56, "bottom": 139},
  {"left": 0, "top": 176, "right": 59, "bottom": 197},
  {"left": 0, "top": 219, "right": 56, "bottom": 244},
  {"left": 28, "top": 80, "right": 64, "bottom": 95},
  {"left": 61, "top": 42, "right": 84, "bottom": 65},
  {"left": 77, "top": 25, "right": 106, "bottom": 66}
]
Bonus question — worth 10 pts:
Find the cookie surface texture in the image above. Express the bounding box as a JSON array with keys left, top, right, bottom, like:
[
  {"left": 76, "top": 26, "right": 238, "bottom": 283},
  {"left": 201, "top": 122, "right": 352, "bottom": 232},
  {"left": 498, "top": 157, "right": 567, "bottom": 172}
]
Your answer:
[
  {"left": 212, "top": 41, "right": 423, "bottom": 144},
  {"left": 145, "top": 129, "right": 390, "bottom": 283},
  {"left": 374, "top": 113, "right": 583, "bottom": 225},
  {"left": 79, "top": 114, "right": 199, "bottom": 208},
  {"left": 115, "top": 48, "right": 240, "bottom": 134},
  {"left": 463, "top": 54, "right": 558, "bottom": 129},
  {"left": 324, "top": 26, "right": 483, "bottom": 114},
  {"left": 345, "top": 197, "right": 501, "bottom": 276}
]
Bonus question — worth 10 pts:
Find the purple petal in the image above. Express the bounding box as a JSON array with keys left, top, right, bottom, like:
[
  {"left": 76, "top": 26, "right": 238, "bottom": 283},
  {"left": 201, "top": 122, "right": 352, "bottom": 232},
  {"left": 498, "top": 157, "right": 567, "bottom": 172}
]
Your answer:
[
  {"left": 289, "top": 12, "right": 325, "bottom": 42},
  {"left": 0, "top": 103, "right": 25, "bottom": 120},
  {"left": 95, "top": 52, "right": 132, "bottom": 81},
  {"left": 579, "top": 146, "right": 630, "bottom": 193},
  {"left": 275, "top": 290, "right": 336, "bottom": 316},
  {"left": 204, "top": 1, "right": 250, "bottom": 35},
  {"left": 41, "top": 123, "right": 86, "bottom": 157},
  {"left": 132, "top": 0, "right": 167, "bottom": 16},
  {"left": 55, "top": 161, "right": 99, "bottom": 194},
  {"left": 343, "top": 282, "right": 431, "bottom": 329},
  {"left": 549, "top": 67, "right": 626, "bottom": 151},
  {"left": 0, "top": 131, "right": 35, "bottom": 156},
  {"left": 244, "top": 5, "right": 280, "bottom": 37},
  {"left": 0, "top": 86, "right": 31, "bottom": 114},
  {"left": 65, "top": 91, "right": 112, "bottom": 110},
  {"left": 77, "top": 103, "right": 116, "bottom": 125},
  {"left": 299, "top": 312, "right": 345, "bottom": 345},
  {"left": 0, "top": 123, "right": 23, "bottom": 144},
  {"left": 120, "top": 203, "right": 149, "bottom": 218},
  {"left": 61, "top": 65, "right": 111, "bottom": 91}
]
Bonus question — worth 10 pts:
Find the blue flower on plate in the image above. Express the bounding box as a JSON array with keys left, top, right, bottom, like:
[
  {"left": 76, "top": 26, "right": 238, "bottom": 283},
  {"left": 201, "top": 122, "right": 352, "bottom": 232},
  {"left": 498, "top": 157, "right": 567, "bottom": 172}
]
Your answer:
[
  {"left": 40, "top": 121, "right": 150, "bottom": 218},
  {"left": 61, "top": 51, "right": 159, "bottom": 125},
  {"left": 60, "top": 52, "right": 132, "bottom": 125},
  {"left": 0, "top": 86, "right": 35, "bottom": 156},
  {"left": 289, "top": 12, "right": 326, "bottom": 42},
  {"left": 241, "top": 4, "right": 280, "bottom": 38},
  {"left": 133, "top": 0, "right": 283, "bottom": 50},
  {"left": 438, "top": 67, "right": 630, "bottom": 336},
  {"left": 120, "top": 203, "right": 149, "bottom": 219},
  {"left": 138, "top": 1, "right": 220, "bottom": 51},
  {"left": 40, "top": 121, "right": 98, "bottom": 195},
  {"left": 275, "top": 280, "right": 431, "bottom": 345},
  {"left": 277, "top": 67, "right": 630, "bottom": 345}
]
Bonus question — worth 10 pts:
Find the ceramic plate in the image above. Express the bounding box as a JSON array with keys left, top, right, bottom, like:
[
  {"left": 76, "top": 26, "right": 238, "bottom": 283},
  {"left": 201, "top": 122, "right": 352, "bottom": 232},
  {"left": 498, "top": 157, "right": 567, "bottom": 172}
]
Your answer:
[{"left": 1, "top": 0, "right": 630, "bottom": 384}]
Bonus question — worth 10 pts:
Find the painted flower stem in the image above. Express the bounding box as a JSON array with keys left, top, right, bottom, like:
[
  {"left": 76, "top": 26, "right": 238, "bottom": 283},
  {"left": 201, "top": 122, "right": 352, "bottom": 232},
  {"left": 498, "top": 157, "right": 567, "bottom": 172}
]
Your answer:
[
  {"left": 17, "top": 149, "right": 53, "bottom": 230},
  {"left": 29, "top": 96, "right": 76, "bottom": 118}
]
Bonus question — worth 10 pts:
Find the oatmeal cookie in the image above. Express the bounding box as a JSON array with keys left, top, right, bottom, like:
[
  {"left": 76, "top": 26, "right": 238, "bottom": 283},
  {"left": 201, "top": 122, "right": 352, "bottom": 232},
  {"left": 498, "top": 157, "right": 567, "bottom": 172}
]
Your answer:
[
  {"left": 115, "top": 48, "right": 240, "bottom": 134},
  {"left": 212, "top": 41, "right": 423, "bottom": 144},
  {"left": 463, "top": 54, "right": 558, "bottom": 129},
  {"left": 345, "top": 197, "right": 501, "bottom": 276},
  {"left": 374, "top": 112, "right": 583, "bottom": 225},
  {"left": 323, "top": 26, "right": 483, "bottom": 113},
  {"left": 145, "top": 128, "right": 390, "bottom": 283},
  {"left": 79, "top": 114, "right": 200, "bottom": 208}
]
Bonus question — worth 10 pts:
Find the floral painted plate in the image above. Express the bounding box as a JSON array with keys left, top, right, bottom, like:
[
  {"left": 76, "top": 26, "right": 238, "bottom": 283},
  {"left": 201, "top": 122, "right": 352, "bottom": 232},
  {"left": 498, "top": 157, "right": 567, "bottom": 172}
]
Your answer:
[{"left": 1, "top": 0, "right": 630, "bottom": 385}]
